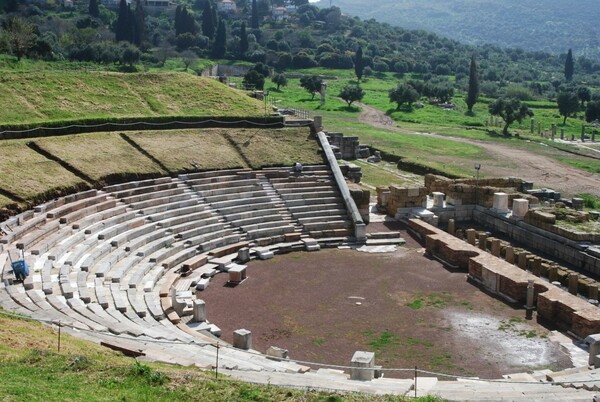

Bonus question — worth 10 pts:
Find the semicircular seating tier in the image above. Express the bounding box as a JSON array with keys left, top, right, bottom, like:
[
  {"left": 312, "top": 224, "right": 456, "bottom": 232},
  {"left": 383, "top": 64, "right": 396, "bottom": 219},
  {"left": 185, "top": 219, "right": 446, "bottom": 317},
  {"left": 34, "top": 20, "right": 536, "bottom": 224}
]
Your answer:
[{"left": 0, "top": 165, "right": 354, "bottom": 373}]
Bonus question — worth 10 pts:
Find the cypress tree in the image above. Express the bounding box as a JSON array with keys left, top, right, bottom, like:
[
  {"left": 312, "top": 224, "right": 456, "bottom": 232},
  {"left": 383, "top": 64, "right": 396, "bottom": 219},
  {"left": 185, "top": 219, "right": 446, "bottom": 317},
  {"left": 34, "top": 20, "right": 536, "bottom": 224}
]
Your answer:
[
  {"left": 240, "top": 21, "right": 248, "bottom": 56},
  {"left": 565, "top": 48, "right": 574, "bottom": 82},
  {"left": 202, "top": 1, "right": 215, "bottom": 39},
  {"left": 213, "top": 19, "right": 226, "bottom": 58},
  {"left": 175, "top": 5, "right": 182, "bottom": 36},
  {"left": 466, "top": 55, "right": 479, "bottom": 113},
  {"left": 251, "top": 0, "right": 259, "bottom": 30},
  {"left": 89, "top": 0, "right": 99, "bottom": 18},
  {"left": 354, "top": 45, "right": 363, "bottom": 81},
  {"left": 133, "top": 0, "right": 145, "bottom": 46},
  {"left": 115, "top": 0, "right": 129, "bottom": 42}
]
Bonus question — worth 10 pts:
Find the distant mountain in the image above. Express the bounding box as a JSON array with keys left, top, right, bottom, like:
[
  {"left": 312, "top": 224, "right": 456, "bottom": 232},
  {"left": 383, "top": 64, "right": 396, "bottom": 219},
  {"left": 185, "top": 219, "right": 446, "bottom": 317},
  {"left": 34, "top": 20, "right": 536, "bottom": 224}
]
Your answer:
[{"left": 315, "top": 0, "right": 600, "bottom": 59}]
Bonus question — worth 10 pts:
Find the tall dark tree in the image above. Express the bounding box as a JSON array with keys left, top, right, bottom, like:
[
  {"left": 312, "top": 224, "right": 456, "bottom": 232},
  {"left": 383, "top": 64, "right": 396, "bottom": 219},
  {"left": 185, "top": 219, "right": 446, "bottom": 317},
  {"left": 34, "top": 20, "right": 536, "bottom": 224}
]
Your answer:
[
  {"left": 565, "top": 48, "right": 574, "bottom": 82},
  {"left": 202, "top": 1, "right": 215, "bottom": 39},
  {"left": 89, "top": 0, "right": 100, "bottom": 18},
  {"left": 133, "top": 0, "right": 146, "bottom": 46},
  {"left": 466, "top": 55, "right": 479, "bottom": 113},
  {"left": 212, "top": 20, "right": 227, "bottom": 58},
  {"left": 175, "top": 5, "right": 182, "bottom": 36},
  {"left": 354, "top": 46, "right": 364, "bottom": 82},
  {"left": 115, "top": 0, "right": 130, "bottom": 42},
  {"left": 251, "top": 0, "right": 259, "bottom": 29},
  {"left": 240, "top": 22, "right": 248, "bottom": 55}
]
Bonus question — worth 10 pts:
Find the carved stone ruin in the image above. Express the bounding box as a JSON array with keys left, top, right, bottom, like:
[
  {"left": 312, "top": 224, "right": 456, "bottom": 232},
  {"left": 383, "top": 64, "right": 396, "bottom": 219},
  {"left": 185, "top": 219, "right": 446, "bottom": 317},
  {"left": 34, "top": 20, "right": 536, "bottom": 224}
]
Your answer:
[
  {"left": 586, "top": 333, "right": 600, "bottom": 367},
  {"left": 432, "top": 192, "right": 444, "bottom": 208},
  {"left": 350, "top": 351, "right": 375, "bottom": 381},
  {"left": 266, "top": 346, "right": 289, "bottom": 359},
  {"left": 492, "top": 192, "right": 509, "bottom": 213},
  {"left": 512, "top": 199, "right": 529, "bottom": 218},
  {"left": 193, "top": 299, "right": 206, "bottom": 322},
  {"left": 233, "top": 329, "right": 252, "bottom": 350}
]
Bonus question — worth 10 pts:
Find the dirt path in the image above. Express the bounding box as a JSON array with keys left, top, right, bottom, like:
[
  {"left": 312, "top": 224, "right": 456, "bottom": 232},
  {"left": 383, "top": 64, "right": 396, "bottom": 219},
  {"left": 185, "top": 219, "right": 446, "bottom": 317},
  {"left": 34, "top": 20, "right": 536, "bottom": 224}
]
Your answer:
[{"left": 357, "top": 102, "right": 600, "bottom": 197}]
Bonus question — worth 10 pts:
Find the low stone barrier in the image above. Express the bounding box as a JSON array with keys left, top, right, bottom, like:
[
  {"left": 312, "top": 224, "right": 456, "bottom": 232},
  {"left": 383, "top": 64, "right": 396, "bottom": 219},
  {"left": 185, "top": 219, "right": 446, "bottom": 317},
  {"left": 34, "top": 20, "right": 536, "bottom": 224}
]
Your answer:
[{"left": 408, "top": 218, "right": 600, "bottom": 338}]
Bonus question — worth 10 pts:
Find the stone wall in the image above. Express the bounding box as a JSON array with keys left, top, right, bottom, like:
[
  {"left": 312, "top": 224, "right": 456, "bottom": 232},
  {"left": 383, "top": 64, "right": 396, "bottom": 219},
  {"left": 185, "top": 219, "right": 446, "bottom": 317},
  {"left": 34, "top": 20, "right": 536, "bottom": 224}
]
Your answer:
[
  {"left": 524, "top": 209, "right": 600, "bottom": 243},
  {"left": 376, "top": 186, "right": 427, "bottom": 216},
  {"left": 424, "top": 174, "right": 538, "bottom": 208},
  {"left": 348, "top": 183, "right": 370, "bottom": 224},
  {"left": 326, "top": 133, "right": 360, "bottom": 160},
  {"left": 409, "top": 218, "right": 600, "bottom": 338},
  {"left": 474, "top": 208, "right": 600, "bottom": 276}
]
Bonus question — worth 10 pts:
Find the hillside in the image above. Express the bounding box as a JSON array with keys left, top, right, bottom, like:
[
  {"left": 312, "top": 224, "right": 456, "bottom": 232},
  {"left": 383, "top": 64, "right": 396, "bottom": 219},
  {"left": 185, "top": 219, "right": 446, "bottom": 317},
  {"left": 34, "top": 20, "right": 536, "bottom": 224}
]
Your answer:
[
  {"left": 316, "top": 0, "right": 600, "bottom": 59},
  {"left": 0, "top": 72, "right": 265, "bottom": 125}
]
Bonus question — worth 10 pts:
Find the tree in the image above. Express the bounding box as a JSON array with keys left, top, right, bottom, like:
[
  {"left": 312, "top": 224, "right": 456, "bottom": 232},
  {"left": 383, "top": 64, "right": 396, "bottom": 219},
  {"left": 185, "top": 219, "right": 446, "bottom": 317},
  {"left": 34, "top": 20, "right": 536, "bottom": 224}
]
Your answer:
[
  {"left": 488, "top": 97, "right": 533, "bottom": 136},
  {"left": 180, "top": 50, "right": 198, "bottom": 70},
  {"left": 239, "top": 22, "right": 248, "bottom": 55},
  {"left": 115, "top": 0, "right": 131, "bottom": 42},
  {"left": 557, "top": 92, "right": 580, "bottom": 124},
  {"left": 2, "top": 17, "right": 37, "bottom": 61},
  {"left": 466, "top": 55, "right": 479, "bottom": 113},
  {"left": 577, "top": 86, "right": 591, "bottom": 107},
  {"left": 565, "top": 49, "right": 574, "bottom": 81},
  {"left": 339, "top": 85, "right": 365, "bottom": 106},
  {"left": 89, "top": 0, "right": 100, "bottom": 18},
  {"left": 271, "top": 73, "right": 287, "bottom": 90},
  {"left": 120, "top": 43, "right": 140, "bottom": 66},
  {"left": 251, "top": 0, "right": 259, "bottom": 30},
  {"left": 388, "top": 83, "right": 420, "bottom": 110},
  {"left": 212, "top": 20, "right": 226, "bottom": 58},
  {"left": 243, "top": 69, "right": 264, "bottom": 90},
  {"left": 585, "top": 101, "right": 600, "bottom": 123},
  {"left": 133, "top": 0, "right": 146, "bottom": 46},
  {"left": 202, "top": 1, "right": 215, "bottom": 39},
  {"left": 354, "top": 45, "right": 364, "bottom": 82},
  {"left": 299, "top": 75, "right": 323, "bottom": 100}
]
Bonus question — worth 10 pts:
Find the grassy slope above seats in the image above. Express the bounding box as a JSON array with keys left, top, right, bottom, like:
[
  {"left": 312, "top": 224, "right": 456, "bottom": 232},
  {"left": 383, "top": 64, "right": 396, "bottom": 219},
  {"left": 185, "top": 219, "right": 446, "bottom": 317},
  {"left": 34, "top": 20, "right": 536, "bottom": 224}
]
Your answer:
[
  {"left": 0, "top": 140, "right": 85, "bottom": 202},
  {"left": 33, "top": 132, "right": 166, "bottom": 183},
  {"left": 126, "top": 129, "right": 249, "bottom": 172},
  {"left": 0, "top": 72, "right": 265, "bottom": 125},
  {"left": 0, "top": 126, "right": 320, "bottom": 210},
  {"left": 221, "top": 127, "right": 324, "bottom": 169}
]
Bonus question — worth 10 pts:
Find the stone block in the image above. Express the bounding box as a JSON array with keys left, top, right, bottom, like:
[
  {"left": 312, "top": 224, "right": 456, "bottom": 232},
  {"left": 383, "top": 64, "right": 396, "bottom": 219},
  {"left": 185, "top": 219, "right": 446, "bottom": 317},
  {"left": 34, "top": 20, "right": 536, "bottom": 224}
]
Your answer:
[
  {"left": 492, "top": 192, "right": 509, "bottom": 213},
  {"left": 478, "top": 233, "right": 487, "bottom": 251},
  {"left": 350, "top": 351, "right": 375, "bottom": 381},
  {"left": 466, "top": 229, "right": 477, "bottom": 245},
  {"left": 569, "top": 273, "right": 579, "bottom": 295},
  {"left": 432, "top": 192, "right": 444, "bottom": 208},
  {"left": 233, "top": 329, "right": 252, "bottom": 350},
  {"left": 586, "top": 333, "right": 600, "bottom": 366},
  {"left": 572, "top": 198, "right": 585, "bottom": 211},
  {"left": 192, "top": 299, "right": 206, "bottom": 322},
  {"left": 228, "top": 264, "right": 247, "bottom": 284},
  {"left": 266, "top": 346, "right": 289, "bottom": 359},
  {"left": 505, "top": 246, "right": 514, "bottom": 264},
  {"left": 237, "top": 247, "right": 250, "bottom": 263},
  {"left": 447, "top": 219, "right": 455, "bottom": 236},
  {"left": 512, "top": 199, "right": 529, "bottom": 218},
  {"left": 491, "top": 239, "right": 501, "bottom": 257}
]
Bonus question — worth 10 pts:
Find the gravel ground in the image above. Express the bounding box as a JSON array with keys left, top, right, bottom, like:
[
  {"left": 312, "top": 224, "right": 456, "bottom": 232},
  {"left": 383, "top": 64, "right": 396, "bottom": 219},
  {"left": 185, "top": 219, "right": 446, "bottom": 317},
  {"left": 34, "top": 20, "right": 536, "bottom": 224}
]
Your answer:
[{"left": 199, "top": 225, "right": 571, "bottom": 379}]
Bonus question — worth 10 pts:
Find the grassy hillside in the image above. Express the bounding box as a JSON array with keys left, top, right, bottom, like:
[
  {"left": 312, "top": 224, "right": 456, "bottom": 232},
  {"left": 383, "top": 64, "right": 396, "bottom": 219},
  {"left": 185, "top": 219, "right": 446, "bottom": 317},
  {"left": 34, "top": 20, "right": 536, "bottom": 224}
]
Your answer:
[
  {"left": 0, "top": 127, "right": 322, "bottom": 211},
  {"left": 0, "top": 72, "right": 265, "bottom": 125},
  {"left": 0, "top": 312, "right": 435, "bottom": 401},
  {"left": 318, "top": 0, "right": 600, "bottom": 59}
]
